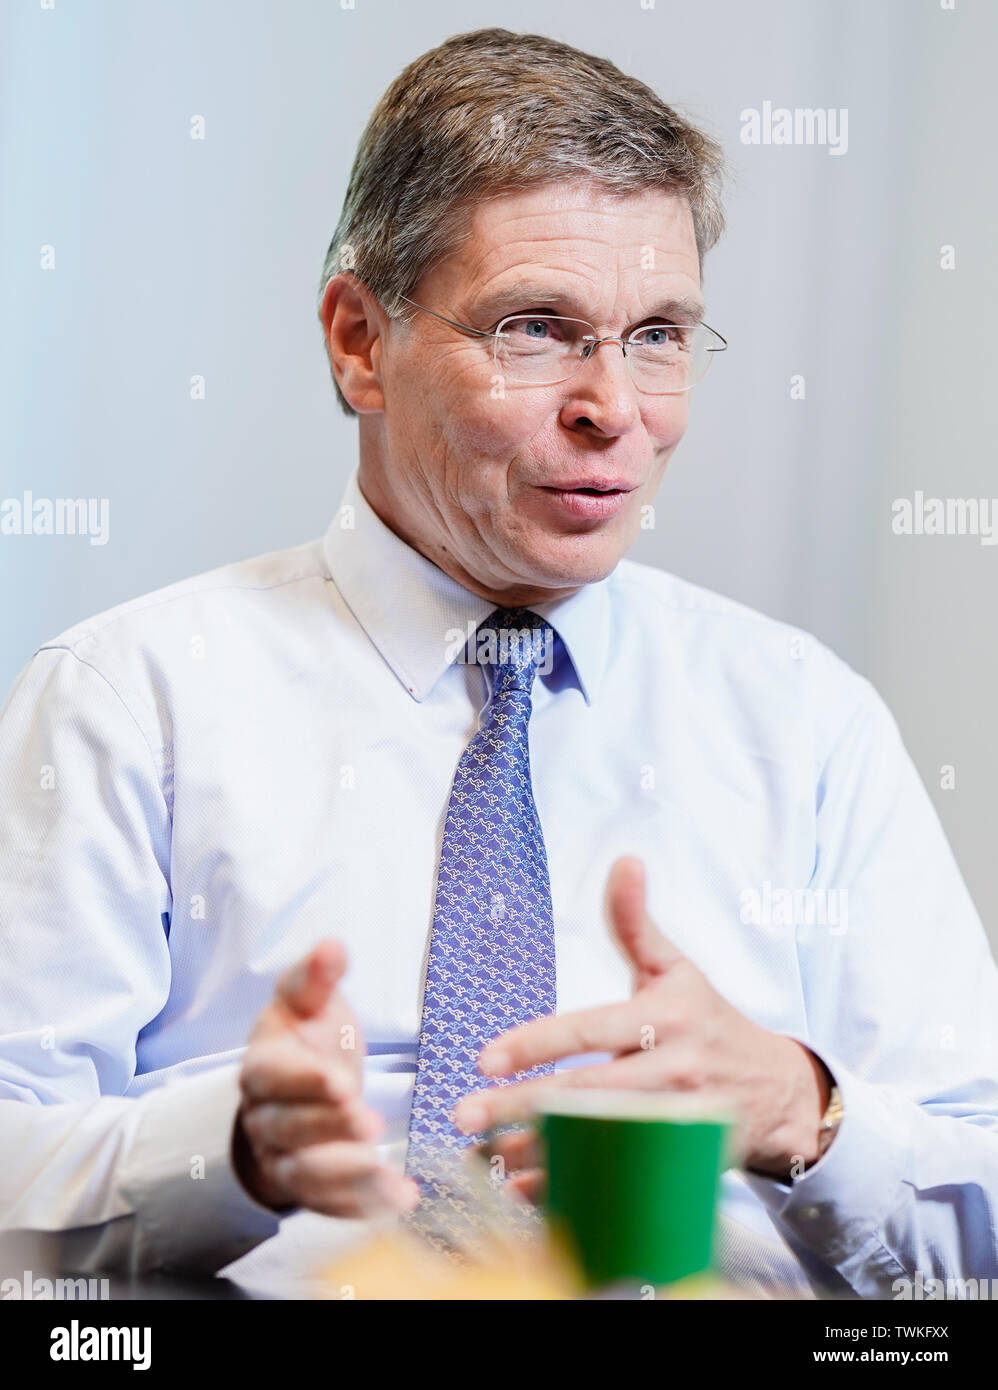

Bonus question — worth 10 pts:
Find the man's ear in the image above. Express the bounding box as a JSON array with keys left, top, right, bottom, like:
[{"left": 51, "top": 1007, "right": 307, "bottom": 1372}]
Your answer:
[{"left": 319, "top": 275, "right": 386, "bottom": 414}]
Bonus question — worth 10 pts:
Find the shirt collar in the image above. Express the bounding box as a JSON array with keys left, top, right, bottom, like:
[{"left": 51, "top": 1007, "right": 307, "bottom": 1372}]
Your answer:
[{"left": 321, "top": 468, "right": 611, "bottom": 705}]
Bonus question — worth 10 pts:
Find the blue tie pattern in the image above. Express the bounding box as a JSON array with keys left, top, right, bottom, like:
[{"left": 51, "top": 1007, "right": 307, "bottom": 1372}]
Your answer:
[{"left": 404, "top": 606, "right": 558, "bottom": 1252}]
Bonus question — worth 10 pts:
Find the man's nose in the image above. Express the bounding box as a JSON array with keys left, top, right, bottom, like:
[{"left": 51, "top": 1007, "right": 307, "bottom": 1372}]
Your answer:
[{"left": 558, "top": 340, "right": 640, "bottom": 438}]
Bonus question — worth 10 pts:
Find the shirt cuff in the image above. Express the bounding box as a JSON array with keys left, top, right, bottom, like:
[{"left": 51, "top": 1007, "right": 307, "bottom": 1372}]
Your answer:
[
  {"left": 741, "top": 1038, "right": 913, "bottom": 1270},
  {"left": 118, "top": 1063, "right": 282, "bottom": 1275}
]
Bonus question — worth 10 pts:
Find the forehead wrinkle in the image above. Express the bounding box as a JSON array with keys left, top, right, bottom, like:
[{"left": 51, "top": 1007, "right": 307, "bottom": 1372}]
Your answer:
[
  {"left": 436, "top": 192, "right": 701, "bottom": 326},
  {"left": 460, "top": 200, "right": 694, "bottom": 275},
  {"left": 465, "top": 261, "right": 701, "bottom": 330},
  {"left": 462, "top": 230, "right": 605, "bottom": 286},
  {"left": 471, "top": 202, "right": 697, "bottom": 268},
  {"left": 466, "top": 226, "right": 698, "bottom": 287},
  {"left": 466, "top": 178, "right": 695, "bottom": 239},
  {"left": 457, "top": 256, "right": 603, "bottom": 317},
  {"left": 472, "top": 225, "right": 670, "bottom": 272}
]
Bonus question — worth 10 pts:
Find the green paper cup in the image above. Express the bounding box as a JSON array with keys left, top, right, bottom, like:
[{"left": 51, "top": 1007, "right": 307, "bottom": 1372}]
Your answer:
[{"left": 537, "top": 1089, "right": 734, "bottom": 1290}]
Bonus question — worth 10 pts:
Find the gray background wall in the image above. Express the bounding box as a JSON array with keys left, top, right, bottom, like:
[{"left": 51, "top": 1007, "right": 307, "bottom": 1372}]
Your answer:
[{"left": 2, "top": 0, "right": 995, "bottom": 947}]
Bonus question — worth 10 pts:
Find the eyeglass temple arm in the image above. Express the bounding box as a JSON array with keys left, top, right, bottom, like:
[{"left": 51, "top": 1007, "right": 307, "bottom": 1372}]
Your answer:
[{"left": 396, "top": 294, "right": 499, "bottom": 340}]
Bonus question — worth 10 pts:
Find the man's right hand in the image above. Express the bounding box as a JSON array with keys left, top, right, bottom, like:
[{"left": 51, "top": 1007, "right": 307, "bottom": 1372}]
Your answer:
[{"left": 232, "top": 938, "right": 419, "bottom": 1218}]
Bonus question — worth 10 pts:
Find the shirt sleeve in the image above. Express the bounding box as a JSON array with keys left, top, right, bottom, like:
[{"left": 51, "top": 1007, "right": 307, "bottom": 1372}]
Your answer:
[
  {"left": 742, "top": 669, "right": 998, "bottom": 1298},
  {"left": 0, "top": 647, "right": 281, "bottom": 1275}
]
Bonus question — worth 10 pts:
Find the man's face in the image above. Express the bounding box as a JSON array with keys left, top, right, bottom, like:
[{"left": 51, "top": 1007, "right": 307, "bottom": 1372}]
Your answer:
[{"left": 362, "top": 180, "right": 703, "bottom": 603}]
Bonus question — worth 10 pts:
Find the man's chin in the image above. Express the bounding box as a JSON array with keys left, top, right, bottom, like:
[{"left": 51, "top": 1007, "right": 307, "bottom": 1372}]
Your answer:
[{"left": 509, "top": 534, "right": 628, "bottom": 594}]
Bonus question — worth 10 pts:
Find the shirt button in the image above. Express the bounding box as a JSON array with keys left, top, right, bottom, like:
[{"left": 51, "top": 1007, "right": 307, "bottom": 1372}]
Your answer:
[{"left": 798, "top": 1204, "right": 823, "bottom": 1221}]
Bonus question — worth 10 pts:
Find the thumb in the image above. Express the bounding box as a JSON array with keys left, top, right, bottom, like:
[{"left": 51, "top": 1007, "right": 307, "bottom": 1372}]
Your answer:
[
  {"left": 275, "top": 938, "right": 348, "bottom": 1022},
  {"left": 605, "top": 856, "right": 684, "bottom": 987}
]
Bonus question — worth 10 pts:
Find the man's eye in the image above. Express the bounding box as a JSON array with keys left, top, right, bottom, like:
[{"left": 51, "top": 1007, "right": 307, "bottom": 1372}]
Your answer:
[
  {"left": 507, "top": 316, "right": 558, "bottom": 339},
  {"left": 636, "top": 326, "right": 677, "bottom": 347},
  {"left": 497, "top": 311, "right": 575, "bottom": 341}
]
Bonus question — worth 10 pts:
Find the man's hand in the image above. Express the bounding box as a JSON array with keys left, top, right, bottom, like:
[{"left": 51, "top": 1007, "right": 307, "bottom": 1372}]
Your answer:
[
  {"left": 232, "top": 939, "right": 419, "bottom": 1217},
  {"left": 456, "top": 857, "right": 832, "bottom": 1183}
]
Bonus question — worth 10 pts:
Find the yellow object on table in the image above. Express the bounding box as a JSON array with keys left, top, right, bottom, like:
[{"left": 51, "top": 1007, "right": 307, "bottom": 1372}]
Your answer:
[{"left": 319, "top": 1226, "right": 582, "bottom": 1300}]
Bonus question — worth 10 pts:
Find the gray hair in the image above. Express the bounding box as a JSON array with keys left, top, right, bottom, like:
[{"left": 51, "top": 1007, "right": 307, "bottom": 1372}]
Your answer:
[{"left": 318, "top": 27, "right": 725, "bottom": 416}]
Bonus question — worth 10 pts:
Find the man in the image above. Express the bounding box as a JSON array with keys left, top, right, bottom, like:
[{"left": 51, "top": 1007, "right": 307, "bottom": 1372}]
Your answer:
[{"left": 1, "top": 28, "right": 996, "bottom": 1299}]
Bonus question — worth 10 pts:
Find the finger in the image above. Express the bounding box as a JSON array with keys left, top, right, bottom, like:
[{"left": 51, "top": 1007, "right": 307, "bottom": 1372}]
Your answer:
[
  {"left": 274, "top": 939, "right": 348, "bottom": 1022},
  {"left": 508, "top": 1168, "right": 545, "bottom": 1206},
  {"left": 476, "top": 1126, "right": 541, "bottom": 1174},
  {"left": 605, "top": 856, "right": 685, "bottom": 985},
  {"left": 455, "top": 1050, "right": 663, "bottom": 1133},
  {"left": 240, "top": 1034, "right": 360, "bottom": 1105},
  {"left": 241, "top": 1097, "right": 383, "bottom": 1153},
  {"left": 268, "top": 1142, "right": 419, "bottom": 1217},
  {"left": 478, "top": 996, "right": 652, "bottom": 1078}
]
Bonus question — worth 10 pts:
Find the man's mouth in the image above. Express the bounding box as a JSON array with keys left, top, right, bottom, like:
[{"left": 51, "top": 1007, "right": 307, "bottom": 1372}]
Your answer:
[
  {"left": 561, "top": 486, "right": 622, "bottom": 496},
  {"left": 535, "top": 479, "right": 637, "bottom": 520},
  {"left": 540, "top": 478, "right": 636, "bottom": 496}
]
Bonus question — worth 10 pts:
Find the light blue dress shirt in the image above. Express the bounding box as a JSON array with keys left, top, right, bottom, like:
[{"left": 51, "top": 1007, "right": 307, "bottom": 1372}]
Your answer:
[{"left": 1, "top": 465, "right": 996, "bottom": 1296}]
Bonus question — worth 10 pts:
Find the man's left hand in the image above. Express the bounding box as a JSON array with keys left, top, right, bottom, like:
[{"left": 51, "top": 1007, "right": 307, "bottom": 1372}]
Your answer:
[{"left": 454, "top": 856, "right": 832, "bottom": 1185}]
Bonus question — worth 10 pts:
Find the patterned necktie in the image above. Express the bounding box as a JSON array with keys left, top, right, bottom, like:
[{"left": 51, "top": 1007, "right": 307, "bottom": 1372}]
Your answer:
[{"left": 404, "top": 606, "right": 558, "bottom": 1255}]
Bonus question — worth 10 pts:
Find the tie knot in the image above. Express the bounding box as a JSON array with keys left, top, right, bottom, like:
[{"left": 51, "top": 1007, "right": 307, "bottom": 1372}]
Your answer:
[{"left": 478, "top": 607, "right": 554, "bottom": 694}]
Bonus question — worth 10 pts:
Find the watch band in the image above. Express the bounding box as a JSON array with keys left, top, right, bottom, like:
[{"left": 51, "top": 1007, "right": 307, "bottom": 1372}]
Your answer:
[{"left": 816, "top": 1083, "right": 843, "bottom": 1158}]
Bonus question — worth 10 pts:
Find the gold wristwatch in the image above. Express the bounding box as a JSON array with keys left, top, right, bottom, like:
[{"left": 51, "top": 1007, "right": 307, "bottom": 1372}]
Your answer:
[{"left": 816, "top": 1084, "right": 844, "bottom": 1158}]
